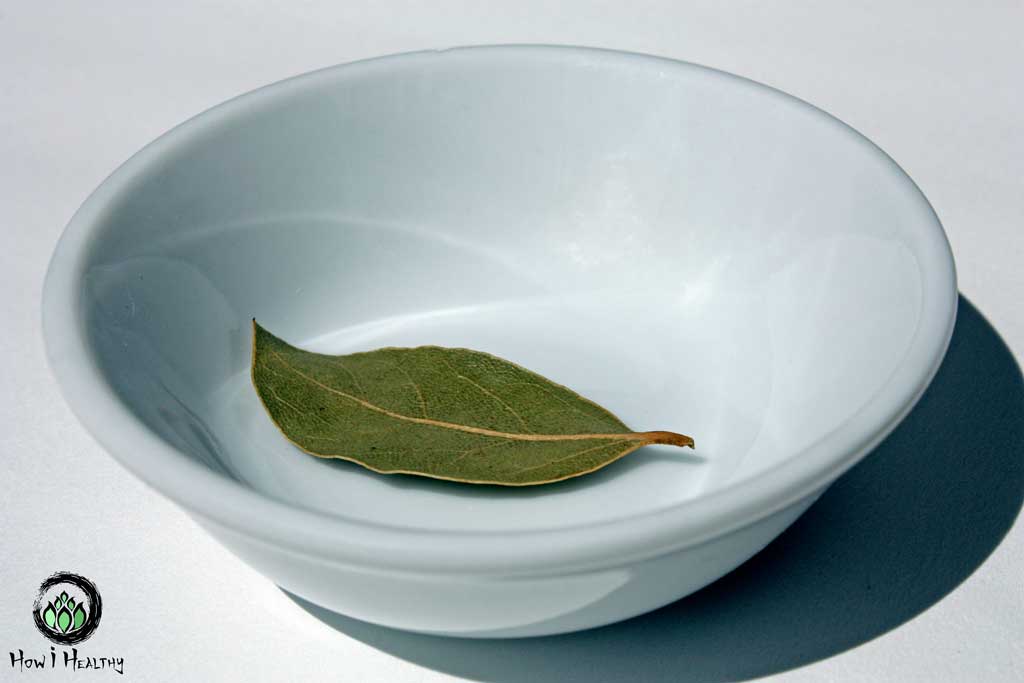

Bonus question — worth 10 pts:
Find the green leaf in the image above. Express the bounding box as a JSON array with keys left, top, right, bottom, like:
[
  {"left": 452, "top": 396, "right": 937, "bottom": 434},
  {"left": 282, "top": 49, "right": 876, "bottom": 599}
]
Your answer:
[
  {"left": 73, "top": 605, "right": 86, "bottom": 630},
  {"left": 251, "top": 321, "right": 694, "bottom": 486},
  {"left": 43, "top": 602, "right": 57, "bottom": 628},
  {"left": 59, "top": 591, "right": 68, "bottom": 603},
  {"left": 57, "top": 608, "right": 71, "bottom": 632},
  {"left": 67, "top": 597, "right": 76, "bottom": 610}
]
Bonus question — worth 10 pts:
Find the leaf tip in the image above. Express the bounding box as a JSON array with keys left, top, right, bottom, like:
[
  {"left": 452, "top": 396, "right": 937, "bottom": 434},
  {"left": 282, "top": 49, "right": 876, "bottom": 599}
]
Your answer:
[{"left": 252, "top": 318, "right": 271, "bottom": 344}]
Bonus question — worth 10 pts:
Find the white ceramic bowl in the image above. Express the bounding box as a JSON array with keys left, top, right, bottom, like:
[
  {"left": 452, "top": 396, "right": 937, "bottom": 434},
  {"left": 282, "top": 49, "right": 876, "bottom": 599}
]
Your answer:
[{"left": 43, "top": 46, "right": 957, "bottom": 637}]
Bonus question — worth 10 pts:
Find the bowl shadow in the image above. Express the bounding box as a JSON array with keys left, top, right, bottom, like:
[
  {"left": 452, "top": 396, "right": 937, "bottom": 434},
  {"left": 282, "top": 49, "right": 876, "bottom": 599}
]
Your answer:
[{"left": 283, "top": 294, "right": 1023, "bottom": 682}]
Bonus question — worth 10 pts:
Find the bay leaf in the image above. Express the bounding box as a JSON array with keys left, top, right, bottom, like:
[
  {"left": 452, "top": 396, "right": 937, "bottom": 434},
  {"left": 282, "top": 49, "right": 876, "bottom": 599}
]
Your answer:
[{"left": 251, "top": 320, "right": 694, "bottom": 486}]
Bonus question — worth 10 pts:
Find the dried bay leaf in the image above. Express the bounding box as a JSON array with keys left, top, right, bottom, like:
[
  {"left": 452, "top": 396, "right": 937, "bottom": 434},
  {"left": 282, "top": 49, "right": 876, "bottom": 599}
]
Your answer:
[{"left": 251, "top": 321, "right": 694, "bottom": 486}]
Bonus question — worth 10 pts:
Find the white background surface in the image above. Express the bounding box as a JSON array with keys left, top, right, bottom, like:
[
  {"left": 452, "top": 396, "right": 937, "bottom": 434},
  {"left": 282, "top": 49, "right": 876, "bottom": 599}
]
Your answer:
[{"left": 2, "top": 2, "right": 1021, "bottom": 681}]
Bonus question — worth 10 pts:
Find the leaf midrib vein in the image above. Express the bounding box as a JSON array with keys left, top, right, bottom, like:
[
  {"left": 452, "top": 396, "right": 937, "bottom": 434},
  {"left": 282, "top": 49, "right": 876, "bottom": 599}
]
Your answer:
[{"left": 269, "top": 349, "right": 650, "bottom": 443}]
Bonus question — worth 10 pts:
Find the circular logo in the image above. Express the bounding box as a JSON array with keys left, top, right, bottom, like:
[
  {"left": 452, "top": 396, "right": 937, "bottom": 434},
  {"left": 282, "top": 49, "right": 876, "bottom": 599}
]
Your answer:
[{"left": 32, "top": 572, "right": 102, "bottom": 645}]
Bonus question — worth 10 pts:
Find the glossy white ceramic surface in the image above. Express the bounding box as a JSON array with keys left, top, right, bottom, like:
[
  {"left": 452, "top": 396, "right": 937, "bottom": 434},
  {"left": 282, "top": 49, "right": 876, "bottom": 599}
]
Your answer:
[{"left": 42, "top": 46, "right": 956, "bottom": 636}]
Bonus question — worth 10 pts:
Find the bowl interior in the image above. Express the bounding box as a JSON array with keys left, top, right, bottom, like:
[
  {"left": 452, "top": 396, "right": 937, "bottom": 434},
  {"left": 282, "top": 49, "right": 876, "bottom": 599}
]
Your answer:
[{"left": 77, "top": 49, "right": 931, "bottom": 533}]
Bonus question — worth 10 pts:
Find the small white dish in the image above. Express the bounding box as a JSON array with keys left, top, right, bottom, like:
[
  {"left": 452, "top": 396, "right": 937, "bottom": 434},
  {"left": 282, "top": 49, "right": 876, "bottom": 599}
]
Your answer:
[{"left": 42, "top": 46, "right": 956, "bottom": 637}]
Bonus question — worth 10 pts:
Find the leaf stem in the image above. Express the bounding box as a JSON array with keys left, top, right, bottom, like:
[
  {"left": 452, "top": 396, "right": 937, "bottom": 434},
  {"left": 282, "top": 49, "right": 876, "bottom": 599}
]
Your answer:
[{"left": 635, "top": 431, "right": 695, "bottom": 448}]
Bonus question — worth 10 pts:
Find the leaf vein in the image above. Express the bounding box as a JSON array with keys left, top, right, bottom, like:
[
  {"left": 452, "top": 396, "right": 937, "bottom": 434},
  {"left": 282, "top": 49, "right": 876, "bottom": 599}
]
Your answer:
[
  {"left": 389, "top": 360, "right": 429, "bottom": 418},
  {"left": 439, "top": 356, "right": 533, "bottom": 433},
  {"left": 506, "top": 381, "right": 603, "bottom": 422},
  {"left": 450, "top": 438, "right": 516, "bottom": 464},
  {"left": 265, "top": 386, "right": 310, "bottom": 421},
  {"left": 267, "top": 348, "right": 647, "bottom": 443},
  {"left": 511, "top": 440, "right": 632, "bottom": 475},
  {"left": 327, "top": 357, "right": 367, "bottom": 398}
]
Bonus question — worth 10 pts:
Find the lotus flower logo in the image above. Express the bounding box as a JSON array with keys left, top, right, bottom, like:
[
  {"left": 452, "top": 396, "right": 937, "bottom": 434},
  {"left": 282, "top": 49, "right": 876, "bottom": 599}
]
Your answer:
[
  {"left": 42, "top": 591, "right": 87, "bottom": 635},
  {"left": 32, "top": 572, "right": 102, "bottom": 645}
]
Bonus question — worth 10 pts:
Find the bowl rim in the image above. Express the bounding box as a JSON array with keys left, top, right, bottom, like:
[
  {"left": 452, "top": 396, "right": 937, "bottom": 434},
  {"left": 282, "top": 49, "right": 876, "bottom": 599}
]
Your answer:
[{"left": 42, "top": 45, "right": 958, "bottom": 576}]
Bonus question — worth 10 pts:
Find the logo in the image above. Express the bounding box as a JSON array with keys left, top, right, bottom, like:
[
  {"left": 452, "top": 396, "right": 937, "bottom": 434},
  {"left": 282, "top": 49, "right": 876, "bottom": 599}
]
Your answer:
[
  {"left": 8, "top": 571, "right": 123, "bottom": 675},
  {"left": 32, "top": 572, "right": 102, "bottom": 645}
]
